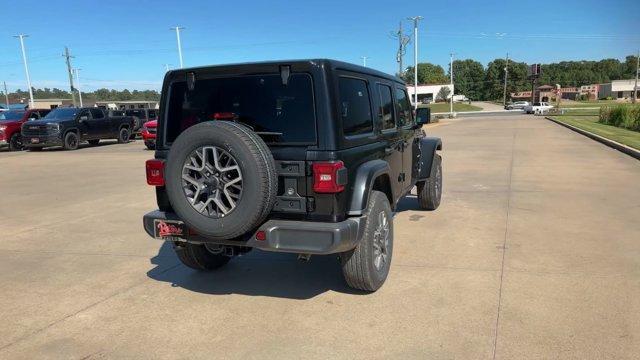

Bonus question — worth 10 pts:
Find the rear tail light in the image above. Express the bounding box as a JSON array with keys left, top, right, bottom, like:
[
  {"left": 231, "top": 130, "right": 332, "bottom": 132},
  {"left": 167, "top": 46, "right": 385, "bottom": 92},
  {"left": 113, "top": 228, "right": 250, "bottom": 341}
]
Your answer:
[
  {"left": 146, "top": 159, "right": 165, "bottom": 186},
  {"left": 313, "top": 161, "right": 347, "bottom": 193},
  {"left": 210, "top": 112, "right": 236, "bottom": 120}
]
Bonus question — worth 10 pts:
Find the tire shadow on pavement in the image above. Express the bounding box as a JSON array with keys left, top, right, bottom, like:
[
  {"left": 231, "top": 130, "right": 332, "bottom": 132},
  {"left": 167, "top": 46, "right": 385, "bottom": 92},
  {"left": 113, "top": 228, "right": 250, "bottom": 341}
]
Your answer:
[{"left": 146, "top": 241, "right": 367, "bottom": 299}]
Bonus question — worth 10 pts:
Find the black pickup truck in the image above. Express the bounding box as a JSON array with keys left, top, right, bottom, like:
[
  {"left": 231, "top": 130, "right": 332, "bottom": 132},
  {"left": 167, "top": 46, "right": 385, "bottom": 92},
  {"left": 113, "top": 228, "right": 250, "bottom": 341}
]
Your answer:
[
  {"left": 22, "top": 107, "right": 135, "bottom": 151},
  {"left": 142, "top": 59, "right": 443, "bottom": 291}
]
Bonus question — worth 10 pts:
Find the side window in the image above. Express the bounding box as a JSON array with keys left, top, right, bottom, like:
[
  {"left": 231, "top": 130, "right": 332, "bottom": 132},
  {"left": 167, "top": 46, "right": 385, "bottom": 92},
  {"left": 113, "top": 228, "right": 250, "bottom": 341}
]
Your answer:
[
  {"left": 339, "top": 77, "right": 373, "bottom": 136},
  {"left": 395, "top": 87, "right": 413, "bottom": 127},
  {"left": 378, "top": 84, "right": 395, "bottom": 130},
  {"left": 90, "top": 109, "right": 105, "bottom": 119},
  {"left": 79, "top": 110, "right": 91, "bottom": 119}
]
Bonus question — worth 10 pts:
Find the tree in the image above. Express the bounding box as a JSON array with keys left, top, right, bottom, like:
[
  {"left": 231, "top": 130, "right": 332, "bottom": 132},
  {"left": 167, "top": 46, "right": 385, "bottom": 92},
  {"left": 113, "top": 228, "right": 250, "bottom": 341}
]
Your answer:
[
  {"left": 402, "top": 63, "right": 448, "bottom": 84},
  {"left": 450, "top": 59, "right": 484, "bottom": 100},
  {"left": 436, "top": 86, "right": 450, "bottom": 102},
  {"left": 483, "top": 58, "right": 529, "bottom": 101}
]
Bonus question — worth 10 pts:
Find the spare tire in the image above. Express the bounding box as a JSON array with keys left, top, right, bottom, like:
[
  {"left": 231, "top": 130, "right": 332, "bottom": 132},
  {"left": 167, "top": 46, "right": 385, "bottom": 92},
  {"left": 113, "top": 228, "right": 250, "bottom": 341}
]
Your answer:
[{"left": 165, "top": 121, "right": 277, "bottom": 240}]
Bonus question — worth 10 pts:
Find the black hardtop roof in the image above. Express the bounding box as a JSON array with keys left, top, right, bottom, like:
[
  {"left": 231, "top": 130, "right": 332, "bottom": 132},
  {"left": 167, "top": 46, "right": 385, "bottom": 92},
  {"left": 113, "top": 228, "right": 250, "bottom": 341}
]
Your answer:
[{"left": 169, "top": 59, "right": 405, "bottom": 85}]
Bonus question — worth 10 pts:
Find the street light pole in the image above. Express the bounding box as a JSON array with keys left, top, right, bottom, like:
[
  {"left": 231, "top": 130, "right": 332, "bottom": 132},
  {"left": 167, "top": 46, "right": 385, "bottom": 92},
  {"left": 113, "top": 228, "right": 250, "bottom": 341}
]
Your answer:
[
  {"left": 3, "top": 81, "right": 9, "bottom": 108},
  {"left": 634, "top": 49, "right": 639, "bottom": 104},
  {"left": 407, "top": 16, "right": 423, "bottom": 110},
  {"left": 450, "top": 52, "right": 454, "bottom": 115},
  {"left": 74, "top": 68, "right": 83, "bottom": 107},
  {"left": 360, "top": 56, "right": 368, "bottom": 67},
  {"left": 503, "top": 53, "right": 509, "bottom": 107},
  {"left": 170, "top": 27, "right": 185, "bottom": 68},
  {"left": 13, "top": 34, "right": 34, "bottom": 108}
]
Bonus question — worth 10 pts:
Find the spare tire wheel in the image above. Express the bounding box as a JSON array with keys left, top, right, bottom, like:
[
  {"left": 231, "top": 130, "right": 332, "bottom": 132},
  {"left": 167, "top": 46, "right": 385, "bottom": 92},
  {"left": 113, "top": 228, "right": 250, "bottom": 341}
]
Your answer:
[{"left": 165, "top": 121, "right": 277, "bottom": 239}]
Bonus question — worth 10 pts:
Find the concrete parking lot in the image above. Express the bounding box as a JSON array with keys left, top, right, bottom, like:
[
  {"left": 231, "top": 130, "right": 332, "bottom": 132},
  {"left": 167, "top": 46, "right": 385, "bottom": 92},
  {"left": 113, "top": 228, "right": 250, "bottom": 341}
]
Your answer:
[{"left": 1, "top": 115, "right": 639, "bottom": 359}]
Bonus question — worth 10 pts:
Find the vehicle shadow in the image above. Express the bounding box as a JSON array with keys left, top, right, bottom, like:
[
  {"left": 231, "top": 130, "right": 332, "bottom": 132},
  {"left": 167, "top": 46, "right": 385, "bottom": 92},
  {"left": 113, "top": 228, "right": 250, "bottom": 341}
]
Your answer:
[
  {"left": 147, "top": 241, "right": 367, "bottom": 299},
  {"left": 33, "top": 140, "right": 132, "bottom": 152}
]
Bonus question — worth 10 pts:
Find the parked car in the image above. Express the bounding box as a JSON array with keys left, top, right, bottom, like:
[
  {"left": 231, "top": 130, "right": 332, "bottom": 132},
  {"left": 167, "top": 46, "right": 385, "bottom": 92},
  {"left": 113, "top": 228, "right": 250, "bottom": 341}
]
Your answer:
[
  {"left": 140, "top": 119, "right": 157, "bottom": 149},
  {"left": 125, "top": 108, "right": 158, "bottom": 134},
  {"left": 505, "top": 101, "right": 530, "bottom": 110},
  {"left": 0, "top": 109, "right": 51, "bottom": 151},
  {"left": 142, "top": 59, "right": 443, "bottom": 292},
  {"left": 524, "top": 102, "right": 554, "bottom": 114},
  {"left": 21, "top": 107, "right": 135, "bottom": 151}
]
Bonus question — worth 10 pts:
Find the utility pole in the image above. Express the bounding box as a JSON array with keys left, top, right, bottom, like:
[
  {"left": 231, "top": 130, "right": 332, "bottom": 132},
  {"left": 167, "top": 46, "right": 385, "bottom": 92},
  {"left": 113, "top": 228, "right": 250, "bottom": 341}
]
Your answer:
[
  {"left": 170, "top": 26, "right": 185, "bottom": 68},
  {"left": 164, "top": 64, "right": 171, "bottom": 72},
  {"left": 63, "top": 47, "right": 77, "bottom": 107},
  {"left": 360, "top": 56, "right": 368, "bottom": 67},
  {"left": 450, "top": 52, "right": 455, "bottom": 115},
  {"left": 503, "top": 53, "right": 509, "bottom": 106},
  {"left": 393, "top": 21, "right": 411, "bottom": 77},
  {"left": 74, "top": 68, "right": 83, "bottom": 107},
  {"left": 634, "top": 49, "right": 639, "bottom": 104},
  {"left": 13, "top": 34, "right": 34, "bottom": 108},
  {"left": 407, "top": 16, "right": 423, "bottom": 110},
  {"left": 3, "top": 81, "right": 9, "bottom": 108}
]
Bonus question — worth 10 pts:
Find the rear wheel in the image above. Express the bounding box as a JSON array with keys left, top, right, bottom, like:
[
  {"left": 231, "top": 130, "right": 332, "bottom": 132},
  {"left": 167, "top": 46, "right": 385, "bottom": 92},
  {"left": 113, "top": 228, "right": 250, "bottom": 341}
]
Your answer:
[
  {"left": 88, "top": 139, "right": 100, "bottom": 146},
  {"left": 63, "top": 132, "right": 79, "bottom": 150},
  {"left": 173, "top": 242, "right": 230, "bottom": 270},
  {"left": 9, "top": 133, "right": 23, "bottom": 151},
  {"left": 117, "top": 127, "right": 130, "bottom": 143},
  {"left": 341, "top": 190, "right": 393, "bottom": 292},
  {"left": 145, "top": 141, "right": 155, "bottom": 150},
  {"left": 417, "top": 154, "right": 442, "bottom": 210}
]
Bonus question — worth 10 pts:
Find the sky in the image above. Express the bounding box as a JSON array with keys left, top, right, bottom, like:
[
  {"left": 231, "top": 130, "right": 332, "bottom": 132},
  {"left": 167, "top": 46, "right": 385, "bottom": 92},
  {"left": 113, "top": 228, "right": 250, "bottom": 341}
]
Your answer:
[{"left": 1, "top": 0, "right": 638, "bottom": 92}]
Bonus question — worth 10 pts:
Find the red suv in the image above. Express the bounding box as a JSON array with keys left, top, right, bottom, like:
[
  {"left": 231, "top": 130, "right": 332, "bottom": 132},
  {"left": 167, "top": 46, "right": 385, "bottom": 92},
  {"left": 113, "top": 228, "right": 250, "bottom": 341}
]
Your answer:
[
  {"left": 0, "top": 109, "right": 51, "bottom": 151},
  {"left": 140, "top": 119, "right": 157, "bottom": 150}
]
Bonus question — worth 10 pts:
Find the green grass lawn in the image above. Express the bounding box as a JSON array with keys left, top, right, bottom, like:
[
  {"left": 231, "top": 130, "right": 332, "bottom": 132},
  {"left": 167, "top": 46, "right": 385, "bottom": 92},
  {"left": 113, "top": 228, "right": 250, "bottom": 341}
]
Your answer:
[
  {"left": 549, "top": 115, "right": 640, "bottom": 150},
  {"left": 421, "top": 102, "right": 482, "bottom": 113},
  {"left": 558, "top": 100, "right": 626, "bottom": 108}
]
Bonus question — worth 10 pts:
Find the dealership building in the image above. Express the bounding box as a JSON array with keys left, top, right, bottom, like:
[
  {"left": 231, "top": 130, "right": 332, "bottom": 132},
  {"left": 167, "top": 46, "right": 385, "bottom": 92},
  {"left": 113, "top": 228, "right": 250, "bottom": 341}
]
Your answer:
[
  {"left": 406, "top": 84, "right": 454, "bottom": 104},
  {"left": 598, "top": 80, "right": 639, "bottom": 100}
]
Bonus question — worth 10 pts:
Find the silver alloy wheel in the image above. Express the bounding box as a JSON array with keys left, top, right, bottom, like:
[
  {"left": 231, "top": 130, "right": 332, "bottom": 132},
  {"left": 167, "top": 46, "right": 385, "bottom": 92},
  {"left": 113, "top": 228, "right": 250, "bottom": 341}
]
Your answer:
[
  {"left": 372, "top": 210, "right": 390, "bottom": 270},
  {"left": 181, "top": 146, "right": 243, "bottom": 218}
]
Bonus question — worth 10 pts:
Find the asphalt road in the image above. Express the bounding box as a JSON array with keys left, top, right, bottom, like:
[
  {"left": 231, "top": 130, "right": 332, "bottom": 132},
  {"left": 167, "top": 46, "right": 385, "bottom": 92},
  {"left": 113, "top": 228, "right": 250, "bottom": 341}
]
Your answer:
[{"left": 1, "top": 116, "right": 639, "bottom": 359}]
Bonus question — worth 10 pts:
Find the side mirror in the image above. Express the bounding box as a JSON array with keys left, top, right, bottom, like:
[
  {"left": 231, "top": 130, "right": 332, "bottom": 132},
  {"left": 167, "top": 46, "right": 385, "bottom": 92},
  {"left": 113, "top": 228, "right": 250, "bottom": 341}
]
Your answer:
[
  {"left": 415, "top": 107, "right": 431, "bottom": 126},
  {"left": 79, "top": 115, "right": 89, "bottom": 121}
]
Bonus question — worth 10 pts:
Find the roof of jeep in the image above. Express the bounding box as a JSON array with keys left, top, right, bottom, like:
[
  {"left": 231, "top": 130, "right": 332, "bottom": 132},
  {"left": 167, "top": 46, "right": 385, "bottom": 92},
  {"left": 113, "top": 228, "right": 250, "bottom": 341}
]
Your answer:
[{"left": 166, "top": 59, "right": 405, "bottom": 85}]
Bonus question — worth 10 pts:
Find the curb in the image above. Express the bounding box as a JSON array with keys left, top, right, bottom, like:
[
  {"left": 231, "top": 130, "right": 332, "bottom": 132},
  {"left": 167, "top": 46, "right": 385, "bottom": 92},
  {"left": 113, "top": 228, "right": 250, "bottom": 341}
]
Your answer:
[{"left": 545, "top": 116, "right": 640, "bottom": 160}]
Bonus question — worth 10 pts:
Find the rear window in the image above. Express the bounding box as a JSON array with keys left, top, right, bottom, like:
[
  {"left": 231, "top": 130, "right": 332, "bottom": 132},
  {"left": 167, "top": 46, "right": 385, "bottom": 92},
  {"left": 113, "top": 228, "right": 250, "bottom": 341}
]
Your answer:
[
  {"left": 125, "top": 109, "right": 147, "bottom": 119},
  {"left": 165, "top": 73, "right": 316, "bottom": 144}
]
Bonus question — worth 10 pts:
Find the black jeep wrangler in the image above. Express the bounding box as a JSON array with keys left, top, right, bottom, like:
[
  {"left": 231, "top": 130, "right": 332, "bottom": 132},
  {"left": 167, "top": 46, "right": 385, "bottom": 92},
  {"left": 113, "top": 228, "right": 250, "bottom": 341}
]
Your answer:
[{"left": 143, "top": 59, "right": 442, "bottom": 291}]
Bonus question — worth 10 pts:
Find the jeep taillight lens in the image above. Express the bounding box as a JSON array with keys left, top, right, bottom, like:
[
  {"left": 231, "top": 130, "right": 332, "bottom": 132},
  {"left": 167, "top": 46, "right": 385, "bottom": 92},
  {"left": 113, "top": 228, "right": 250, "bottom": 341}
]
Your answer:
[
  {"left": 146, "top": 159, "right": 165, "bottom": 186},
  {"left": 313, "top": 161, "right": 346, "bottom": 193}
]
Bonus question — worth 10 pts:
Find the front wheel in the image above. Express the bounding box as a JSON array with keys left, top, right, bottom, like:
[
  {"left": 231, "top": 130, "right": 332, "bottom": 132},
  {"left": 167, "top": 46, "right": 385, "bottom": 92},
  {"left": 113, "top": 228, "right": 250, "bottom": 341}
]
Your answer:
[
  {"left": 9, "top": 133, "right": 24, "bottom": 151},
  {"left": 117, "top": 127, "right": 130, "bottom": 144},
  {"left": 341, "top": 190, "right": 393, "bottom": 292},
  {"left": 173, "top": 242, "right": 230, "bottom": 270},
  {"left": 417, "top": 154, "right": 442, "bottom": 210},
  {"left": 63, "top": 132, "right": 79, "bottom": 150}
]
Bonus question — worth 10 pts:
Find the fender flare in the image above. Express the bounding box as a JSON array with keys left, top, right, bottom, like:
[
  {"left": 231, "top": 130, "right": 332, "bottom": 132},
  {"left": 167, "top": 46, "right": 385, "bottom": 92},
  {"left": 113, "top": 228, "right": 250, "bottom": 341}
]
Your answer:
[
  {"left": 418, "top": 137, "right": 442, "bottom": 181},
  {"left": 348, "top": 159, "right": 393, "bottom": 216}
]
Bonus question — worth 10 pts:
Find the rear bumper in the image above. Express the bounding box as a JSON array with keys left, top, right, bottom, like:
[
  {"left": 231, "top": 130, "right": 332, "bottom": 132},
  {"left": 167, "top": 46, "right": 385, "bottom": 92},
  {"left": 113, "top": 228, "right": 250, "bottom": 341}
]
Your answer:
[{"left": 143, "top": 210, "right": 365, "bottom": 255}]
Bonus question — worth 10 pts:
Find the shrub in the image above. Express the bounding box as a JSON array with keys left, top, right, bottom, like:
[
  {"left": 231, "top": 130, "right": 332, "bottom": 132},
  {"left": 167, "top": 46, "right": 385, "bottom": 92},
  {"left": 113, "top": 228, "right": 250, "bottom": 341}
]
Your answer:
[{"left": 599, "top": 104, "right": 640, "bottom": 131}]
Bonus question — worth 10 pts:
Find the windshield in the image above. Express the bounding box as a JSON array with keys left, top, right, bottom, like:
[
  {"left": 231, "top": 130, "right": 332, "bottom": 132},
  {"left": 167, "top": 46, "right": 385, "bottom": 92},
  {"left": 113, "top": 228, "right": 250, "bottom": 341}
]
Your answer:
[
  {"left": 0, "top": 111, "right": 25, "bottom": 121},
  {"left": 165, "top": 73, "right": 316, "bottom": 144},
  {"left": 43, "top": 108, "right": 79, "bottom": 120}
]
